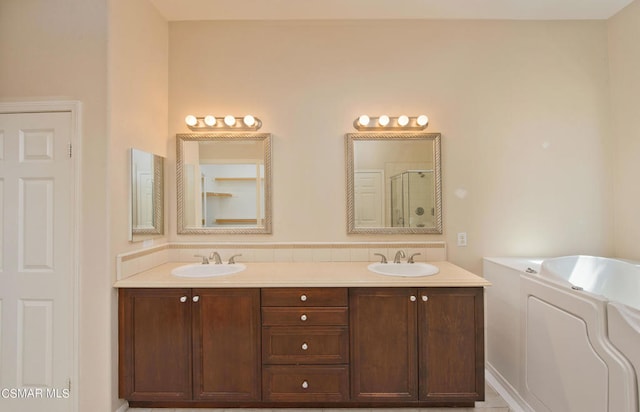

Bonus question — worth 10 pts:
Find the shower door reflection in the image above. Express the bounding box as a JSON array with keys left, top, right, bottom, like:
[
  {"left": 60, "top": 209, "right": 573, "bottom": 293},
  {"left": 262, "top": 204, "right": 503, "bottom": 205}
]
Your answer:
[{"left": 390, "top": 170, "right": 435, "bottom": 228}]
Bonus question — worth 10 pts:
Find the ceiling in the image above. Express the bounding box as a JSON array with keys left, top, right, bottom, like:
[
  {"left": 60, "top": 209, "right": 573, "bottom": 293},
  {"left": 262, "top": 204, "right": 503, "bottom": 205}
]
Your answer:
[{"left": 149, "top": 0, "right": 633, "bottom": 21}]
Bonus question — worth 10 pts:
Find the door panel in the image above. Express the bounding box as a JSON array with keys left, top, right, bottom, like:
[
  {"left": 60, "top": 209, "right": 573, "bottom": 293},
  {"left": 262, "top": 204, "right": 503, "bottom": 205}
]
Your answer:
[
  {"left": 119, "top": 288, "right": 193, "bottom": 400},
  {"left": 419, "top": 287, "right": 484, "bottom": 402},
  {"left": 0, "top": 111, "right": 74, "bottom": 411},
  {"left": 192, "top": 288, "right": 261, "bottom": 401},
  {"left": 350, "top": 288, "right": 418, "bottom": 401}
]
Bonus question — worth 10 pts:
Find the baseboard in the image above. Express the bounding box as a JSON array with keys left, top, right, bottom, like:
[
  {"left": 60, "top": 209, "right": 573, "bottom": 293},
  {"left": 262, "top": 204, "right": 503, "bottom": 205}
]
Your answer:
[
  {"left": 485, "top": 365, "right": 535, "bottom": 412},
  {"left": 114, "top": 400, "right": 129, "bottom": 412}
]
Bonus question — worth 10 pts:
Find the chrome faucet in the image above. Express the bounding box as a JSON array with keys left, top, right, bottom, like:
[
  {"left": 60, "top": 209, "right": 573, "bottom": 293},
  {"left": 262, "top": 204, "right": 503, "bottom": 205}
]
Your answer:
[
  {"left": 407, "top": 253, "right": 421, "bottom": 263},
  {"left": 194, "top": 254, "right": 210, "bottom": 264},
  {"left": 209, "top": 251, "right": 222, "bottom": 264},
  {"left": 393, "top": 250, "right": 406, "bottom": 264},
  {"left": 227, "top": 254, "right": 242, "bottom": 264},
  {"left": 373, "top": 253, "right": 388, "bottom": 263}
]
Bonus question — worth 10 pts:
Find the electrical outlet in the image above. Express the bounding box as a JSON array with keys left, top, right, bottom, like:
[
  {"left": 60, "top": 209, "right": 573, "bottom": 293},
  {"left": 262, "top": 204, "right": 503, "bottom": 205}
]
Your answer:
[{"left": 457, "top": 232, "right": 468, "bottom": 247}]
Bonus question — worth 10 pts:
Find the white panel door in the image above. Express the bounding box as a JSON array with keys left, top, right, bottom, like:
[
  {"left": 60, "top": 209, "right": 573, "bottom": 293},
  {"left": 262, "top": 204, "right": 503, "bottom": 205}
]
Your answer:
[
  {"left": 0, "top": 112, "right": 73, "bottom": 411},
  {"left": 354, "top": 170, "right": 384, "bottom": 227}
]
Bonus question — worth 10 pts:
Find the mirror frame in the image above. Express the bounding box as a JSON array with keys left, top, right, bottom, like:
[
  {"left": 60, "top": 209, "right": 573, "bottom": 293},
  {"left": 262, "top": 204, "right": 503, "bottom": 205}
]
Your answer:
[
  {"left": 345, "top": 132, "right": 442, "bottom": 234},
  {"left": 176, "top": 133, "right": 272, "bottom": 234},
  {"left": 130, "top": 149, "right": 165, "bottom": 239}
]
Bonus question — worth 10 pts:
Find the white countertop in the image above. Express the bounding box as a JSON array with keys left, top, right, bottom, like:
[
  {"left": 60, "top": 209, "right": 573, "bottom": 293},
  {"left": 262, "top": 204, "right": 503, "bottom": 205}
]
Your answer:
[{"left": 114, "top": 261, "right": 491, "bottom": 288}]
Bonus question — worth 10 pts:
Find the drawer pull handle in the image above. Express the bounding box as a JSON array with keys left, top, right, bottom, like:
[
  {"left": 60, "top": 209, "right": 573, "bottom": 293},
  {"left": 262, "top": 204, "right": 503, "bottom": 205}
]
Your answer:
[
  {"left": 422, "top": 295, "right": 428, "bottom": 302},
  {"left": 300, "top": 314, "right": 308, "bottom": 321},
  {"left": 301, "top": 342, "right": 309, "bottom": 351},
  {"left": 301, "top": 380, "right": 309, "bottom": 389},
  {"left": 300, "top": 294, "right": 308, "bottom": 302},
  {"left": 180, "top": 296, "right": 187, "bottom": 303},
  {"left": 410, "top": 295, "right": 417, "bottom": 302},
  {"left": 192, "top": 296, "right": 200, "bottom": 303}
]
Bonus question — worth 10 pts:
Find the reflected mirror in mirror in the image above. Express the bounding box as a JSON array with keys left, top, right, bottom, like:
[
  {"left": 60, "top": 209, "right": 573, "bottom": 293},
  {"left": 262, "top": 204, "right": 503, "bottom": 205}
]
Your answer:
[
  {"left": 346, "top": 133, "right": 442, "bottom": 234},
  {"left": 177, "top": 133, "right": 272, "bottom": 234},
  {"left": 130, "top": 148, "right": 164, "bottom": 241}
]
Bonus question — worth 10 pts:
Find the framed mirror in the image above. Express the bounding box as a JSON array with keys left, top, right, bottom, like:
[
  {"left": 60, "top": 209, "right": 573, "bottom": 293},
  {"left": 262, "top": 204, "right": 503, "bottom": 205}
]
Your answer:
[
  {"left": 346, "top": 132, "right": 442, "bottom": 234},
  {"left": 130, "top": 148, "right": 165, "bottom": 240},
  {"left": 177, "top": 133, "right": 272, "bottom": 234}
]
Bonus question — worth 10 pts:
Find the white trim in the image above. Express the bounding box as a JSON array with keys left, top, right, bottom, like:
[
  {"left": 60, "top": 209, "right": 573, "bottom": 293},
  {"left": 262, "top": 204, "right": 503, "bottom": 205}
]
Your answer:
[
  {"left": 485, "top": 366, "right": 534, "bottom": 412},
  {"left": 0, "top": 100, "right": 81, "bottom": 412},
  {"left": 114, "top": 400, "right": 129, "bottom": 412}
]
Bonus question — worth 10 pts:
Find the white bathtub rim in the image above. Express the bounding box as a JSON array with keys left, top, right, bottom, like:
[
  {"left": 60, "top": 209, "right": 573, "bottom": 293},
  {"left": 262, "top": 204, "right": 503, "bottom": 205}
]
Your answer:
[
  {"left": 539, "top": 255, "right": 640, "bottom": 311},
  {"left": 483, "top": 256, "right": 546, "bottom": 274}
]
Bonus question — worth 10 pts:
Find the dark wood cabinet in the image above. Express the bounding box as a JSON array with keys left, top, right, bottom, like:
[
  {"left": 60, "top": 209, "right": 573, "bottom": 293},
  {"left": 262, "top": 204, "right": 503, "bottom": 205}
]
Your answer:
[
  {"left": 261, "top": 288, "right": 350, "bottom": 402},
  {"left": 119, "top": 288, "right": 261, "bottom": 404},
  {"left": 350, "top": 287, "right": 484, "bottom": 407},
  {"left": 119, "top": 285, "right": 484, "bottom": 408},
  {"left": 418, "top": 287, "right": 484, "bottom": 403},
  {"left": 118, "top": 288, "right": 193, "bottom": 401},
  {"left": 192, "top": 288, "right": 261, "bottom": 401},
  {"left": 350, "top": 288, "right": 418, "bottom": 402}
]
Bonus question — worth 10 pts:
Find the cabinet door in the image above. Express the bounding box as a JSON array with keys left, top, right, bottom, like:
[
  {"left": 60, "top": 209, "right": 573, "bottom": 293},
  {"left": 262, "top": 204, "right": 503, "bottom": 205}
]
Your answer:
[
  {"left": 119, "top": 288, "right": 193, "bottom": 401},
  {"left": 192, "top": 288, "right": 261, "bottom": 401},
  {"left": 418, "top": 287, "right": 484, "bottom": 402},
  {"left": 350, "top": 288, "right": 418, "bottom": 401}
]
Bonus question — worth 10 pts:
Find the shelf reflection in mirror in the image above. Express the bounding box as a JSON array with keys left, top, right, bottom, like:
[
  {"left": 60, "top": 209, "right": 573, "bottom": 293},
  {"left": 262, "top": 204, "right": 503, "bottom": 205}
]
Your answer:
[
  {"left": 346, "top": 132, "right": 442, "bottom": 234},
  {"left": 176, "top": 133, "right": 272, "bottom": 234},
  {"left": 130, "top": 148, "right": 165, "bottom": 241}
]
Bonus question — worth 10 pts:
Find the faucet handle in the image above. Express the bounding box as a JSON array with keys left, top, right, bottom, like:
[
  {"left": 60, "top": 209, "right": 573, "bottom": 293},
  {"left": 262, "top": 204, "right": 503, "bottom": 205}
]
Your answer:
[
  {"left": 407, "top": 253, "right": 421, "bottom": 263},
  {"left": 227, "top": 254, "right": 242, "bottom": 264},
  {"left": 373, "top": 253, "right": 388, "bottom": 263},
  {"left": 194, "top": 254, "right": 209, "bottom": 264}
]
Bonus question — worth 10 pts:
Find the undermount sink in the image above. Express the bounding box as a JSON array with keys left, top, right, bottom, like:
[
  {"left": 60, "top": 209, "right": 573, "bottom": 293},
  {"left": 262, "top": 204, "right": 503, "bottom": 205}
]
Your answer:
[
  {"left": 171, "top": 263, "right": 246, "bottom": 278},
  {"left": 368, "top": 262, "right": 440, "bottom": 277}
]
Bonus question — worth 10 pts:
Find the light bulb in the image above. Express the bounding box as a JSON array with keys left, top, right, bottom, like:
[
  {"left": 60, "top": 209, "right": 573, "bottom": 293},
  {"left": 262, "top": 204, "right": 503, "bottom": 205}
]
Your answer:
[
  {"left": 204, "top": 115, "right": 217, "bottom": 126},
  {"left": 398, "top": 115, "right": 409, "bottom": 126},
  {"left": 378, "top": 115, "right": 390, "bottom": 126},
  {"left": 243, "top": 115, "right": 256, "bottom": 127},
  {"left": 417, "top": 115, "right": 429, "bottom": 127},
  {"left": 358, "top": 115, "right": 370, "bottom": 127},
  {"left": 224, "top": 115, "right": 236, "bottom": 126},
  {"left": 185, "top": 115, "right": 198, "bottom": 127}
]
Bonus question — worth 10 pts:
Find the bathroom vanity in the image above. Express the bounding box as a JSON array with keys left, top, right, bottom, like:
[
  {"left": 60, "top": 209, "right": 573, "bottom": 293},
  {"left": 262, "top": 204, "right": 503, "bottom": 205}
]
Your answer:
[{"left": 116, "top": 261, "right": 489, "bottom": 408}]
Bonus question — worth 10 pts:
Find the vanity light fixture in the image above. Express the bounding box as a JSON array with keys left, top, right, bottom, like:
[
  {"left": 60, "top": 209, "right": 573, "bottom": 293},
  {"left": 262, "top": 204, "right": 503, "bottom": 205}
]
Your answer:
[
  {"left": 353, "top": 114, "right": 429, "bottom": 131},
  {"left": 185, "top": 114, "right": 263, "bottom": 131}
]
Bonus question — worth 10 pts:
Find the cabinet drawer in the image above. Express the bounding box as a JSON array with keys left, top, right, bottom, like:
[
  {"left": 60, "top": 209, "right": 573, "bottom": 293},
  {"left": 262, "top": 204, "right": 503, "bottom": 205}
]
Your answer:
[
  {"left": 262, "top": 307, "right": 348, "bottom": 326},
  {"left": 261, "top": 288, "right": 348, "bottom": 307},
  {"left": 262, "top": 326, "right": 349, "bottom": 364},
  {"left": 263, "top": 365, "right": 349, "bottom": 402}
]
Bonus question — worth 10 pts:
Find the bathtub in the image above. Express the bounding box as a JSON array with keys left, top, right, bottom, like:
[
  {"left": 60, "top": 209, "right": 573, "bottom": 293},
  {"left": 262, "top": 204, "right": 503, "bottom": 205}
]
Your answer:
[
  {"left": 540, "top": 255, "right": 640, "bottom": 411},
  {"left": 484, "top": 256, "right": 639, "bottom": 412}
]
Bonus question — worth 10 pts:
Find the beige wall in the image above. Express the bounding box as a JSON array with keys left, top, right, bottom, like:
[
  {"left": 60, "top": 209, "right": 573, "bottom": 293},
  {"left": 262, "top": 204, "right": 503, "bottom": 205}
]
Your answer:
[
  {"left": 608, "top": 0, "right": 640, "bottom": 261},
  {"left": 169, "top": 19, "right": 614, "bottom": 273},
  {"left": 108, "top": 0, "right": 168, "bottom": 409},
  {"left": 2, "top": 2, "right": 636, "bottom": 410},
  {"left": 0, "top": 0, "right": 111, "bottom": 411}
]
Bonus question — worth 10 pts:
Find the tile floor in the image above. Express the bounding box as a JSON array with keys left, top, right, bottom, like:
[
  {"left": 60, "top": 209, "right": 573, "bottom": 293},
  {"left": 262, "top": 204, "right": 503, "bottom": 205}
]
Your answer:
[{"left": 128, "top": 382, "right": 512, "bottom": 412}]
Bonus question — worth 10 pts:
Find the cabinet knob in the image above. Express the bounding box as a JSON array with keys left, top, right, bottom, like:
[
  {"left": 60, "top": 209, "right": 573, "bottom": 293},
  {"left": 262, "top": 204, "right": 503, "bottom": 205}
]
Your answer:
[
  {"left": 410, "top": 295, "right": 417, "bottom": 302},
  {"left": 301, "top": 380, "right": 309, "bottom": 389},
  {"left": 300, "top": 314, "right": 308, "bottom": 321},
  {"left": 300, "top": 294, "right": 308, "bottom": 302},
  {"left": 192, "top": 296, "right": 200, "bottom": 303},
  {"left": 301, "top": 342, "right": 309, "bottom": 351},
  {"left": 422, "top": 295, "right": 428, "bottom": 302},
  {"left": 180, "top": 296, "right": 187, "bottom": 303}
]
